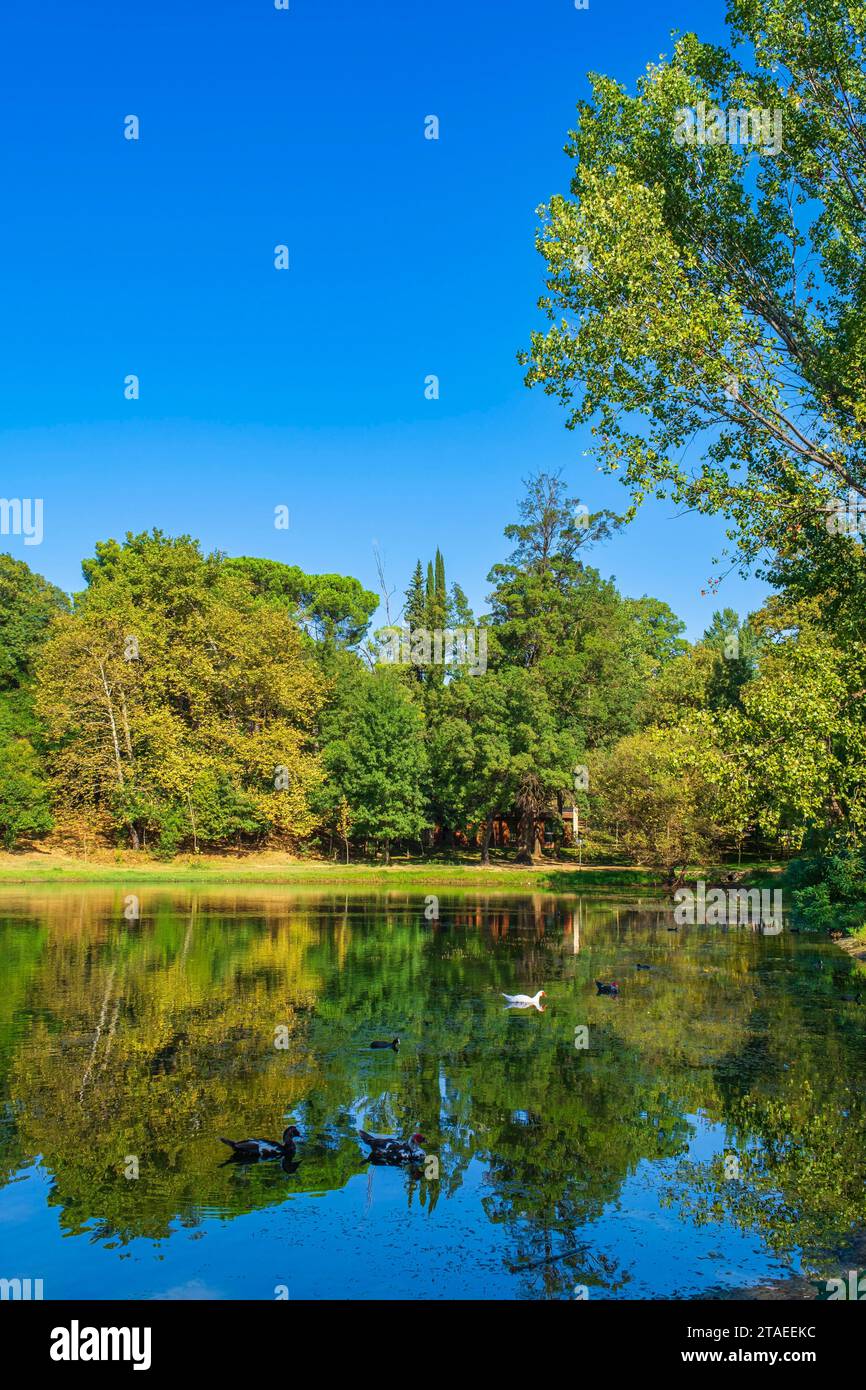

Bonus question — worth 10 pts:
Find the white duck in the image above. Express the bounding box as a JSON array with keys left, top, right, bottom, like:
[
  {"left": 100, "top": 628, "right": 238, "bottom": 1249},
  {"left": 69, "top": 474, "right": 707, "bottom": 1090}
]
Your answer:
[{"left": 501, "top": 989, "right": 546, "bottom": 1011}]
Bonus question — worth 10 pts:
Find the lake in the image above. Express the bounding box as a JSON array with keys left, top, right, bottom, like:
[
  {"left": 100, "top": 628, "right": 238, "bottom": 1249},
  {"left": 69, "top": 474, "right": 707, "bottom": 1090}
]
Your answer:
[{"left": 0, "top": 888, "right": 864, "bottom": 1301}]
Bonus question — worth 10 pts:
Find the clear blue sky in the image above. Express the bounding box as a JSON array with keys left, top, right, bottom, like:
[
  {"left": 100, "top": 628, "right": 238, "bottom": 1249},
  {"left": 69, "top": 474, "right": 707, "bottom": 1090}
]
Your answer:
[{"left": 0, "top": 0, "right": 765, "bottom": 638}]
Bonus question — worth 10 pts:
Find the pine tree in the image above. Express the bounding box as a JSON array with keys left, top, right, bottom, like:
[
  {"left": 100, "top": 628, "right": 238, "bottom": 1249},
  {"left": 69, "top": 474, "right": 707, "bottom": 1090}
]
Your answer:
[
  {"left": 403, "top": 561, "right": 426, "bottom": 630},
  {"left": 403, "top": 551, "right": 472, "bottom": 685}
]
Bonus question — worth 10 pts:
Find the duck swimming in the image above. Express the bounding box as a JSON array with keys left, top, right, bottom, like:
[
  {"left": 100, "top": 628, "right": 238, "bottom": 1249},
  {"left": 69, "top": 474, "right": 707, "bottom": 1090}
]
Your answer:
[
  {"left": 595, "top": 980, "right": 619, "bottom": 996},
  {"left": 358, "top": 1129, "right": 426, "bottom": 1165},
  {"left": 501, "top": 990, "right": 546, "bottom": 1010},
  {"left": 219, "top": 1125, "right": 300, "bottom": 1161},
  {"left": 370, "top": 1036, "right": 400, "bottom": 1049}
]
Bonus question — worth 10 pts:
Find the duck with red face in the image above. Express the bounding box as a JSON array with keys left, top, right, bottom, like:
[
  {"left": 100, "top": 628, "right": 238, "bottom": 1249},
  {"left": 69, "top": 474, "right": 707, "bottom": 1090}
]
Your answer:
[{"left": 358, "top": 1130, "right": 426, "bottom": 1165}]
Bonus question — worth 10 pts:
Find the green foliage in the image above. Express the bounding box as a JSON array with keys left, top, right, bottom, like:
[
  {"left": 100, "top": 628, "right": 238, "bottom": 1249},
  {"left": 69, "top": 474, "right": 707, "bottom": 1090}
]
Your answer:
[
  {"left": 701, "top": 608, "right": 761, "bottom": 710},
  {"left": 404, "top": 560, "right": 426, "bottom": 631},
  {"left": 591, "top": 724, "right": 741, "bottom": 876},
  {"left": 0, "top": 554, "right": 68, "bottom": 690},
  {"left": 485, "top": 472, "right": 648, "bottom": 752},
  {"left": 0, "top": 555, "right": 66, "bottom": 848},
  {"left": 5, "top": 475, "right": 861, "bottom": 881},
  {"left": 224, "top": 556, "right": 378, "bottom": 650},
  {"left": 396, "top": 548, "right": 471, "bottom": 687},
  {"left": 522, "top": 0, "right": 866, "bottom": 586},
  {"left": 0, "top": 738, "right": 53, "bottom": 849},
  {"left": 514, "top": 0, "right": 866, "bottom": 887},
  {"left": 722, "top": 598, "right": 866, "bottom": 850},
  {"left": 429, "top": 666, "right": 578, "bottom": 859},
  {"left": 319, "top": 667, "right": 429, "bottom": 858},
  {"left": 624, "top": 595, "right": 688, "bottom": 672},
  {"left": 35, "top": 532, "right": 326, "bottom": 853},
  {"left": 788, "top": 848, "right": 866, "bottom": 935}
]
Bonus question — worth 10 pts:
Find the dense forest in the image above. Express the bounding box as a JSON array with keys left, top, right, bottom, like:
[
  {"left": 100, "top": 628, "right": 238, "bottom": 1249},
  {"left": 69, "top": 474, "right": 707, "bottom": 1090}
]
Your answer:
[{"left": 1, "top": 466, "right": 864, "bottom": 928}]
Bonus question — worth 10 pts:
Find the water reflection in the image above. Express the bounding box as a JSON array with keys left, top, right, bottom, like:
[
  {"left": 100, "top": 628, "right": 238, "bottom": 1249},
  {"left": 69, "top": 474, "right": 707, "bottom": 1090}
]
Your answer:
[{"left": 0, "top": 888, "right": 864, "bottom": 1299}]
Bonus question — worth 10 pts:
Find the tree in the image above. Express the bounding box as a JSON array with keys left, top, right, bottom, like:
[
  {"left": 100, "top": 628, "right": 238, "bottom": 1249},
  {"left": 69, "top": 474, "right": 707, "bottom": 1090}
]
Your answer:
[
  {"left": 0, "top": 555, "right": 66, "bottom": 848},
  {"left": 319, "top": 668, "right": 429, "bottom": 862},
  {"left": 337, "top": 797, "right": 352, "bottom": 864},
  {"left": 225, "top": 557, "right": 378, "bottom": 651},
  {"left": 450, "top": 581, "right": 474, "bottom": 627},
  {"left": 522, "top": 0, "right": 866, "bottom": 586},
  {"left": 0, "top": 737, "right": 53, "bottom": 848},
  {"left": 592, "top": 726, "right": 740, "bottom": 883},
  {"left": 403, "top": 561, "right": 426, "bottom": 631},
  {"left": 434, "top": 549, "right": 447, "bottom": 629},
  {"left": 638, "top": 640, "right": 721, "bottom": 729},
  {"left": 0, "top": 554, "right": 68, "bottom": 690},
  {"left": 393, "top": 550, "right": 473, "bottom": 686},
  {"left": 486, "top": 472, "right": 656, "bottom": 750},
  {"left": 701, "top": 607, "right": 762, "bottom": 709},
  {"left": 430, "top": 668, "right": 578, "bottom": 863},
  {"left": 722, "top": 596, "right": 866, "bottom": 850},
  {"left": 624, "top": 596, "right": 688, "bottom": 673},
  {"left": 35, "top": 533, "right": 325, "bottom": 852}
]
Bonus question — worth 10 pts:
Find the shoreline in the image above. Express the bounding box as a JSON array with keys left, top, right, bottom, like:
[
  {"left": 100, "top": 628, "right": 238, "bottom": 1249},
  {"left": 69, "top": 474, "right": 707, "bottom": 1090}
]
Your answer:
[{"left": 0, "top": 852, "right": 781, "bottom": 892}]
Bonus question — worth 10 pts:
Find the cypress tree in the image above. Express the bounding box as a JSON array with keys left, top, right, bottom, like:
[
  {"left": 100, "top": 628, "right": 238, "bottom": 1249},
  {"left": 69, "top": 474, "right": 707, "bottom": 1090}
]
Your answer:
[{"left": 434, "top": 548, "right": 447, "bottom": 630}]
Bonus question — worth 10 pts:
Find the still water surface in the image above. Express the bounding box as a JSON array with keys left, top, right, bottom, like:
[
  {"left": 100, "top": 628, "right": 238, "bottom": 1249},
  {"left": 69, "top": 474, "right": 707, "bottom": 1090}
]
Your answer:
[{"left": 0, "top": 889, "right": 864, "bottom": 1300}]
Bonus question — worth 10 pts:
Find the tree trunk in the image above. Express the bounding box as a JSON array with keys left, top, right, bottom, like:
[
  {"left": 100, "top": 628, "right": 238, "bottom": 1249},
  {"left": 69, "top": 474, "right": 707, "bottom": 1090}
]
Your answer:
[
  {"left": 524, "top": 813, "right": 536, "bottom": 859},
  {"left": 120, "top": 690, "right": 133, "bottom": 759},
  {"left": 186, "top": 792, "right": 198, "bottom": 854},
  {"left": 665, "top": 863, "right": 687, "bottom": 894},
  {"left": 515, "top": 813, "right": 535, "bottom": 865},
  {"left": 97, "top": 660, "right": 125, "bottom": 787},
  {"left": 481, "top": 812, "right": 494, "bottom": 866}
]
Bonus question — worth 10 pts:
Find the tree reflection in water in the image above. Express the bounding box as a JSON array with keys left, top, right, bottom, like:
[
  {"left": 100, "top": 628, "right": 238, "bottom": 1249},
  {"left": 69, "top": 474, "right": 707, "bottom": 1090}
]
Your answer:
[{"left": 0, "top": 888, "right": 864, "bottom": 1298}]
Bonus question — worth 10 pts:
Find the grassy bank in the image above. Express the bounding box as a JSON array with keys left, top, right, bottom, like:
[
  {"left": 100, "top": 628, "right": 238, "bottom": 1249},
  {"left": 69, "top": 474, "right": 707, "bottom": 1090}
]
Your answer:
[{"left": 0, "top": 849, "right": 782, "bottom": 893}]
